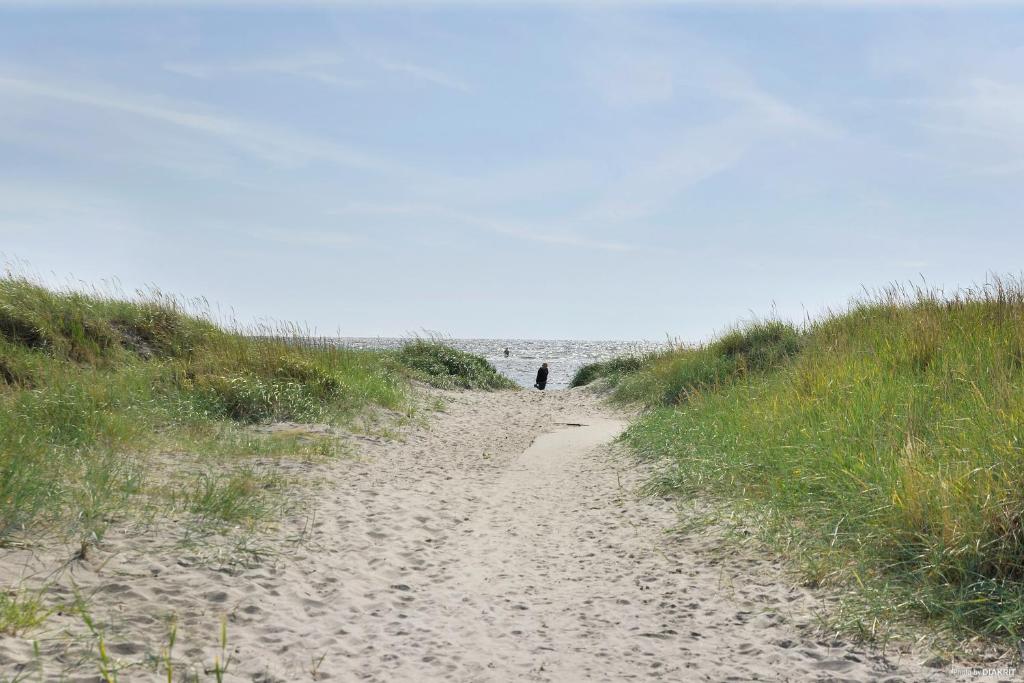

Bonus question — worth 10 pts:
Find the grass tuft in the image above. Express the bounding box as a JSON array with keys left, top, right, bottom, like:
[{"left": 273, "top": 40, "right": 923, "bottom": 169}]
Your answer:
[
  {"left": 0, "top": 588, "right": 49, "bottom": 636},
  {"left": 395, "top": 339, "right": 517, "bottom": 390},
  {"left": 172, "top": 467, "right": 288, "bottom": 529},
  {"left": 569, "top": 355, "right": 651, "bottom": 389},
  {"left": 603, "top": 277, "right": 1024, "bottom": 644}
]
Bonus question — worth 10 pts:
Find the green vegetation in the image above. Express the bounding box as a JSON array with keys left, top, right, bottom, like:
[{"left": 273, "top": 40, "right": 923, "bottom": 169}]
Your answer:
[
  {"left": 589, "top": 280, "right": 1024, "bottom": 644},
  {"left": 168, "top": 466, "right": 290, "bottom": 529},
  {"left": 0, "top": 276, "right": 513, "bottom": 545},
  {"left": 570, "top": 320, "right": 801, "bottom": 396},
  {"left": 568, "top": 355, "right": 651, "bottom": 389},
  {"left": 397, "top": 339, "right": 517, "bottom": 390},
  {"left": 0, "top": 589, "right": 48, "bottom": 636}
]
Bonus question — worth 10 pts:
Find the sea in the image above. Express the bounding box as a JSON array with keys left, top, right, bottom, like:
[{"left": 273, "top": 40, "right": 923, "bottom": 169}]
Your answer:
[{"left": 336, "top": 338, "right": 664, "bottom": 390}]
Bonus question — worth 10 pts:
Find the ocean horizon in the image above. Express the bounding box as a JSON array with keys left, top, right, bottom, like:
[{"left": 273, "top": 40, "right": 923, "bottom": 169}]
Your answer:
[{"left": 334, "top": 337, "right": 665, "bottom": 389}]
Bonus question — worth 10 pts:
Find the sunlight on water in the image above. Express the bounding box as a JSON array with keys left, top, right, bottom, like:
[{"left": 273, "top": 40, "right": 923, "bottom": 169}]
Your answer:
[{"left": 336, "top": 338, "right": 664, "bottom": 390}]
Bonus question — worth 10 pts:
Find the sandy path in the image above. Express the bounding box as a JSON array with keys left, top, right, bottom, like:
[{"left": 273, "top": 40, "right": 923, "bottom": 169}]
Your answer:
[{"left": 1, "top": 388, "right": 947, "bottom": 681}]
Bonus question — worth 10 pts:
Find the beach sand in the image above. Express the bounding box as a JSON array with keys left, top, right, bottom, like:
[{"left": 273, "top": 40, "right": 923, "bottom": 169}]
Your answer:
[{"left": 1, "top": 387, "right": 948, "bottom": 681}]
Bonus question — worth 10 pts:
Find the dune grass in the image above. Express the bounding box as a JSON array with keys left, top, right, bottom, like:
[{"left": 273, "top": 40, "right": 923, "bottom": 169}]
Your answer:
[
  {"left": 568, "top": 355, "right": 652, "bottom": 389},
  {"left": 582, "top": 278, "right": 1024, "bottom": 645},
  {"left": 396, "top": 339, "right": 518, "bottom": 390},
  {"left": 0, "top": 275, "right": 512, "bottom": 545},
  {"left": 0, "top": 589, "right": 48, "bottom": 636},
  {"left": 168, "top": 466, "right": 290, "bottom": 529}
]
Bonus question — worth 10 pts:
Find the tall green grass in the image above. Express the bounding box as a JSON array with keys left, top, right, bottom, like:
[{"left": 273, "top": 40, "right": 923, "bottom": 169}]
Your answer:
[
  {"left": 396, "top": 339, "right": 518, "bottom": 390},
  {"left": 592, "top": 280, "right": 1024, "bottom": 643},
  {"left": 568, "top": 355, "right": 652, "bottom": 389},
  {"left": 0, "top": 589, "right": 48, "bottom": 636},
  {"left": 0, "top": 276, "right": 512, "bottom": 543}
]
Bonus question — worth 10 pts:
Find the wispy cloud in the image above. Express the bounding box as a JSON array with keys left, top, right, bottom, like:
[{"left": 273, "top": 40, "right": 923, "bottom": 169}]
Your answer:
[
  {"left": 886, "top": 77, "right": 1024, "bottom": 176},
  {"left": 584, "top": 47, "right": 834, "bottom": 133},
  {"left": 377, "top": 59, "right": 470, "bottom": 92},
  {"left": 165, "top": 52, "right": 361, "bottom": 87},
  {"left": 583, "top": 51, "right": 674, "bottom": 108},
  {"left": 715, "top": 82, "right": 837, "bottom": 136},
  {"left": 0, "top": 73, "right": 406, "bottom": 173},
  {"left": 486, "top": 224, "right": 641, "bottom": 252},
  {"left": 325, "top": 201, "right": 653, "bottom": 252},
  {"left": 475, "top": 214, "right": 645, "bottom": 252},
  {"left": 576, "top": 121, "right": 751, "bottom": 224},
  {"left": 0, "top": 182, "right": 142, "bottom": 238},
  {"left": 165, "top": 50, "right": 469, "bottom": 92},
  {"left": 573, "top": 16, "right": 839, "bottom": 223},
  {"left": 934, "top": 78, "right": 1024, "bottom": 146},
  {"left": 414, "top": 159, "right": 602, "bottom": 207},
  {"left": 254, "top": 228, "right": 356, "bottom": 248}
]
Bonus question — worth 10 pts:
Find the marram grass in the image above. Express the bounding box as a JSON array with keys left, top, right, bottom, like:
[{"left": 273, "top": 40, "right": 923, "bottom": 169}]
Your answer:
[
  {"left": 580, "top": 278, "right": 1024, "bottom": 644},
  {"left": 0, "top": 275, "right": 513, "bottom": 544},
  {"left": 396, "top": 339, "right": 517, "bottom": 390}
]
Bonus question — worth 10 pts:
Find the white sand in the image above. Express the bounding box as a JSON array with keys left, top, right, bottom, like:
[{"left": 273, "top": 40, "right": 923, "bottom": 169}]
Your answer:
[{"left": 1, "top": 388, "right": 950, "bottom": 681}]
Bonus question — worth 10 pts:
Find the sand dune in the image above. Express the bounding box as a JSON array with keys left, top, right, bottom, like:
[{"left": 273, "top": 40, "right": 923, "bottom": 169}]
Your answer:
[{"left": 1, "top": 388, "right": 947, "bottom": 681}]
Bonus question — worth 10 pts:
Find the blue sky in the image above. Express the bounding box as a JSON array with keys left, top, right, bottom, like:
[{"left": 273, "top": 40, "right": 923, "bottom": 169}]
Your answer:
[{"left": 1, "top": 1, "right": 1022, "bottom": 340}]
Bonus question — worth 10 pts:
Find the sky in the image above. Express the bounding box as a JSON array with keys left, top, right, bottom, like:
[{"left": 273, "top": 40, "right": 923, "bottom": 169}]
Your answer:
[{"left": 1, "top": 1, "right": 1023, "bottom": 340}]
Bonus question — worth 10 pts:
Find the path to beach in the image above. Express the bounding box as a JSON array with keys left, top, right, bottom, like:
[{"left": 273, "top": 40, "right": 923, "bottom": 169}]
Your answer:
[{"left": 2, "top": 388, "right": 945, "bottom": 681}]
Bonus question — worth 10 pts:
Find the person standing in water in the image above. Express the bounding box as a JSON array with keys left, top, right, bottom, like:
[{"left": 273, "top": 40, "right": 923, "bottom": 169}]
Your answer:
[
  {"left": 504, "top": 347, "right": 510, "bottom": 357},
  {"left": 534, "top": 363, "right": 548, "bottom": 390}
]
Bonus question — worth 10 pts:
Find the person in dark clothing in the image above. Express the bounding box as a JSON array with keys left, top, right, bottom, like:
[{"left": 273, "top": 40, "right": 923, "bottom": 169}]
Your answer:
[
  {"left": 534, "top": 363, "right": 549, "bottom": 390},
  {"left": 504, "top": 347, "right": 510, "bottom": 357}
]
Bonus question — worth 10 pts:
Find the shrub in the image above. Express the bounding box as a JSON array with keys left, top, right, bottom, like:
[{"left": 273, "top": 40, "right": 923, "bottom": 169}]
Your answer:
[
  {"left": 396, "top": 340, "right": 517, "bottom": 390},
  {"left": 611, "top": 321, "right": 803, "bottom": 406},
  {"left": 569, "top": 355, "right": 649, "bottom": 388}
]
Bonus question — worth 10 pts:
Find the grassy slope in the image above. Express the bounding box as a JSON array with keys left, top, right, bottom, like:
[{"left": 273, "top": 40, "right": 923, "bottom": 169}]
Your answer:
[
  {"left": 574, "top": 281, "right": 1024, "bottom": 645},
  {"left": 0, "top": 277, "right": 513, "bottom": 548}
]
